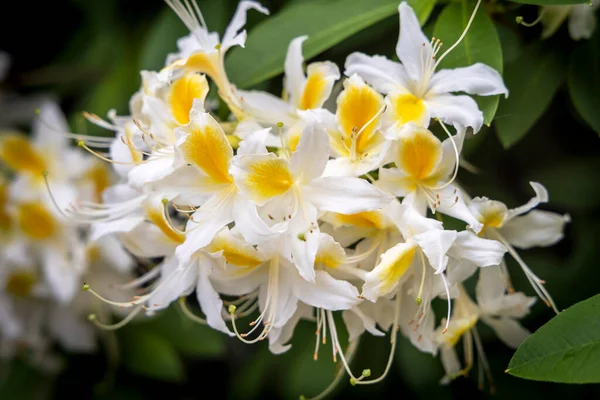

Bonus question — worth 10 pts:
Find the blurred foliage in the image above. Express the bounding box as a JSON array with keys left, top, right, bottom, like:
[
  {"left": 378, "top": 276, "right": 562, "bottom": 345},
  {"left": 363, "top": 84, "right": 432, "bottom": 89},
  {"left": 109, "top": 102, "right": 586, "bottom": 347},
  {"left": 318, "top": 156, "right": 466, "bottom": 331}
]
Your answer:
[{"left": 0, "top": 0, "right": 599, "bottom": 399}]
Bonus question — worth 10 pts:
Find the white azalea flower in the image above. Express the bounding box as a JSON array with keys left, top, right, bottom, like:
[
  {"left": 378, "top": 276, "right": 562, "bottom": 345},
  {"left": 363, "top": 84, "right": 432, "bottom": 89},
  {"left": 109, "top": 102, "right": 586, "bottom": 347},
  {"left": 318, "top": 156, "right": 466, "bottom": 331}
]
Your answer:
[
  {"left": 541, "top": 1, "right": 599, "bottom": 40},
  {"left": 230, "top": 111, "right": 394, "bottom": 282},
  {"left": 345, "top": 1, "right": 508, "bottom": 135},
  {"left": 468, "top": 182, "right": 570, "bottom": 312},
  {"left": 376, "top": 125, "right": 483, "bottom": 232},
  {"left": 165, "top": 0, "right": 269, "bottom": 118},
  {"left": 238, "top": 35, "right": 340, "bottom": 151}
]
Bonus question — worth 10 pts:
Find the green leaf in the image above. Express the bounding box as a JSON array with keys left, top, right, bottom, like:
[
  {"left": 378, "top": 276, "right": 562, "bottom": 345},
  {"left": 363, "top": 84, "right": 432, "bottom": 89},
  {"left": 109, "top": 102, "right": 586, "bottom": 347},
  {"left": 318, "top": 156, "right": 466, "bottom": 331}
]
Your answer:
[
  {"left": 507, "top": 0, "right": 586, "bottom": 5},
  {"left": 147, "top": 306, "right": 227, "bottom": 358},
  {"left": 495, "top": 44, "right": 566, "bottom": 148},
  {"left": 120, "top": 326, "right": 184, "bottom": 382},
  {"left": 433, "top": 0, "right": 504, "bottom": 125},
  {"left": 568, "top": 30, "right": 600, "bottom": 135},
  {"left": 226, "top": 0, "right": 436, "bottom": 89},
  {"left": 507, "top": 294, "right": 600, "bottom": 383}
]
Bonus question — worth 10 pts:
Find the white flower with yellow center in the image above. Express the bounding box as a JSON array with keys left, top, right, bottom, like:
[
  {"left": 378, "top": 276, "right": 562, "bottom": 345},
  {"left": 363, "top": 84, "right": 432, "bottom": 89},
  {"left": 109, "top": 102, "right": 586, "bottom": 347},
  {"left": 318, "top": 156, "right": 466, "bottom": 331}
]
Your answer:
[
  {"left": 377, "top": 125, "right": 483, "bottom": 232},
  {"left": 320, "top": 74, "right": 391, "bottom": 177},
  {"left": 362, "top": 204, "right": 506, "bottom": 333},
  {"left": 237, "top": 35, "right": 340, "bottom": 152},
  {"left": 345, "top": 1, "right": 507, "bottom": 137},
  {"left": 211, "top": 231, "right": 360, "bottom": 350},
  {"left": 435, "top": 274, "right": 535, "bottom": 385},
  {"left": 540, "top": 1, "right": 599, "bottom": 41},
  {"left": 165, "top": 0, "right": 269, "bottom": 118},
  {"left": 468, "top": 182, "right": 570, "bottom": 312},
  {"left": 230, "top": 112, "right": 394, "bottom": 282}
]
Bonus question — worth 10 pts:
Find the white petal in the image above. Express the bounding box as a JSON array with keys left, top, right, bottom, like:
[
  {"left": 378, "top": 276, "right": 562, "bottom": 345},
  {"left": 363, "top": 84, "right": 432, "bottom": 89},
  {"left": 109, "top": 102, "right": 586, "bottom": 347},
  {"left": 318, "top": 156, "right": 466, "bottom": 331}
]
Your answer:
[
  {"left": 94, "top": 236, "right": 134, "bottom": 273},
  {"left": 90, "top": 215, "right": 145, "bottom": 241},
  {"left": 569, "top": 4, "right": 597, "bottom": 40},
  {"left": 500, "top": 210, "right": 570, "bottom": 249},
  {"left": 175, "top": 191, "right": 235, "bottom": 263},
  {"left": 505, "top": 181, "right": 549, "bottom": 221},
  {"left": 284, "top": 36, "right": 308, "bottom": 106},
  {"left": 0, "top": 294, "right": 22, "bottom": 338},
  {"left": 293, "top": 270, "right": 360, "bottom": 310},
  {"left": 32, "top": 101, "right": 69, "bottom": 154},
  {"left": 483, "top": 316, "right": 530, "bottom": 349},
  {"left": 42, "top": 246, "right": 81, "bottom": 304},
  {"left": 440, "top": 346, "right": 461, "bottom": 383},
  {"left": 196, "top": 254, "right": 232, "bottom": 336},
  {"left": 146, "top": 257, "right": 196, "bottom": 311},
  {"left": 429, "top": 63, "right": 508, "bottom": 97},
  {"left": 344, "top": 52, "right": 408, "bottom": 94},
  {"left": 290, "top": 114, "right": 330, "bottom": 182},
  {"left": 233, "top": 197, "right": 284, "bottom": 244},
  {"left": 426, "top": 93, "right": 483, "bottom": 132},
  {"left": 222, "top": 1, "right": 269, "bottom": 51},
  {"left": 342, "top": 307, "right": 384, "bottom": 342},
  {"left": 236, "top": 128, "right": 271, "bottom": 156},
  {"left": 448, "top": 231, "right": 506, "bottom": 267},
  {"left": 262, "top": 265, "right": 299, "bottom": 328},
  {"left": 413, "top": 230, "right": 458, "bottom": 273},
  {"left": 238, "top": 90, "right": 297, "bottom": 126},
  {"left": 153, "top": 165, "right": 217, "bottom": 205},
  {"left": 127, "top": 156, "right": 175, "bottom": 189},
  {"left": 435, "top": 126, "right": 466, "bottom": 180},
  {"left": 48, "top": 305, "right": 96, "bottom": 352},
  {"left": 396, "top": 2, "right": 432, "bottom": 82},
  {"left": 287, "top": 206, "right": 319, "bottom": 282},
  {"left": 435, "top": 185, "right": 484, "bottom": 233},
  {"left": 475, "top": 264, "right": 507, "bottom": 310},
  {"left": 305, "top": 176, "right": 394, "bottom": 214},
  {"left": 268, "top": 303, "right": 312, "bottom": 354},
  {"left": 121, "top": 223, "right": 178, "bottom": 258}
]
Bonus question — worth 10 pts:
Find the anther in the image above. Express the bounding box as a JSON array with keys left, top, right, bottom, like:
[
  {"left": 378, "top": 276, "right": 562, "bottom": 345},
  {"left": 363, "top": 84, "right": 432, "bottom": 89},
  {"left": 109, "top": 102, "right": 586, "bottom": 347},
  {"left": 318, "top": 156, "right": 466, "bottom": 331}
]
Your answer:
[
  {"left": 297, "top": 233, "right": 306, "bottom": 241},
  {"left": 362, "top": 369, "right": 371, "bottom": 378},
  {"left": 416, "top": 296, "right": 422, "bottom": 305},
  {"left": 276, "top": 122, "right": 284, "bottom": 128},
  {"left": 88, "top": 314, "right": 96, "bottom": 321},
  {"left": 82, "top": 283, "right": 90, "bottom": 291},
  {"left": 228, "top": 304, "right": 237, "bottom": 314}
]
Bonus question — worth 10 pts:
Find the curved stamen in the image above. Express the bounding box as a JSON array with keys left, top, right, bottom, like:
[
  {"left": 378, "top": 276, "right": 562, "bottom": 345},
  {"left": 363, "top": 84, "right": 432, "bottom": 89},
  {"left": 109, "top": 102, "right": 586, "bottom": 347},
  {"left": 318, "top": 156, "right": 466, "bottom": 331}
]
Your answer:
[
  {"left": 178, "top": 297, "right": 207, "bottom": 325},
  {"left": 429, "top": 120, "right": 460, "bottom": 191},
  {"left": 439, "top": 272, "right": 452, "bottom": 334},
  {"left": 88, "top": 306, "right": 143, "bottom": 331},
  {"left": 434, "top": 0, "right": 483, "bottom": 69}
]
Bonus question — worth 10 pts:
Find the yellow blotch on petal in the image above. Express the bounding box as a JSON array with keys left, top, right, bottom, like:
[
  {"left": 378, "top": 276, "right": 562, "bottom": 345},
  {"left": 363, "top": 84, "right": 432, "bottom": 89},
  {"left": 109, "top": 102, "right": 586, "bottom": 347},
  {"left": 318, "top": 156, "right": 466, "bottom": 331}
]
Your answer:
[
  {"left": 476, "top": 200, "right": 508, "bottom": 230},
  {"left": 169, "top": 73, "right": 209, "bottom": 125},
  {"left": 5, "top": 271, "right": 37, "bottom": 297},
  {"left": 18, "top": 202, "right": 57, "bottom": 240},
  {"left": 299, "top": 71, "right": 326, "bottom": 110},
  {"left": 145, "top": 205, "right": 185, "bottom": 245},
  {"left": 315, "top": 238, "right": 346, "bottom": 269},
  {"left": 0, "top": 135, "right": 46, "bottom": 176},
  {"left": 334, "top": 211, "right": 385, "bottom": 230},
  {"left": 244, "top": 157, "right": 293, "bottom": 202},
  {"left": 390, "top": 92, "right": 427, "bottom": 127},
  {"left": 208, "top": 237, "right": 262, "bottom": 269},
  {"left": 376, "top": 242, "right": 417, "bottom": 295},
  {"left": 182, "top": 52, "right": 220, "bottom": 84},
  {"left": 0, "top": 181, "right": 11, "bottom": 231},
  {"left": 286, "top": 127, "right": 302, "bottom": 154},
  {"left": 337, "top": 78, "right": 384, "bottom": 157},
  {"left": 180, "top": 121, "right": 233, "bottom": 185},
  {"left": 398, "top": 128, "right": 442, "bottom": 181},
  {"left": 442, "top": 315, "right": 479, "bottom": 347},
  {"left": 85, "top": 163, "right": 111, "bottom": 203}
]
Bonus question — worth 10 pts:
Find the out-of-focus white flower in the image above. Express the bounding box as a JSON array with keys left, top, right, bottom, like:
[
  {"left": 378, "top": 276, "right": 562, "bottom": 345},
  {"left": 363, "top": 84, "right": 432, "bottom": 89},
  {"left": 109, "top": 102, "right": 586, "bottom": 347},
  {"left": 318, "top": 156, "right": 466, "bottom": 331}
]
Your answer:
[{"left": 541, "top": 1, "right": 599, "bottom": 40}]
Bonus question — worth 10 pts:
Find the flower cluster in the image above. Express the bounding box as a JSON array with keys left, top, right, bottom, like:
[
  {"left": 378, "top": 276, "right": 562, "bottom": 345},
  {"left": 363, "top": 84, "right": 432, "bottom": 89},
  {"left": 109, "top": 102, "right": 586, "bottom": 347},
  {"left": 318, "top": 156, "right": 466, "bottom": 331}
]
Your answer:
[{"left": 1, "top": 0, "right": 571, "bottom": 393}]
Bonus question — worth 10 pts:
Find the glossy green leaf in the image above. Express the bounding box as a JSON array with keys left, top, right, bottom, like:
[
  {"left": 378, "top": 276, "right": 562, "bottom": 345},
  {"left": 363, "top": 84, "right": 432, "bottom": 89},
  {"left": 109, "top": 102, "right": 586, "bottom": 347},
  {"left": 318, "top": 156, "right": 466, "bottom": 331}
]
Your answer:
[
  {"left": 495, "top": 44, "right": 566, "bottom": 148},
  {"left": 226, "top": 0, "right": 436, "bottom": 88},
  {"left": 433, "top": 0, "right": 504, "bottom": 125},
  {"left": 120, "top": 326, "right": 184, "bottom": 382},
  {"left": 147, "top": 306, "right": 227, "bottom": 358},
  {"left": 507, "top": 294, "right": 600, "bottom": 383},
  {"left": 568, "top": 31, "right": 600, "bottom": 134},
  {"left": 507, "top": 0, "right": 587, "bottom": 5}
]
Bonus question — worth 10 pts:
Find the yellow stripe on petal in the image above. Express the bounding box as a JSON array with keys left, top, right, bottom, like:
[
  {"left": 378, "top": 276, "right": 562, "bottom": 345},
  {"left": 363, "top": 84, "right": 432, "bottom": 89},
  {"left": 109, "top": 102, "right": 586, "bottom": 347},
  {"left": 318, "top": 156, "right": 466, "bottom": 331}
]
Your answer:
[
  {"left": 0, "top": 180, "right": 11, "bottom": 232},
  {"left": 334, "top": 211, "right": 385, "bottom": 230},
  {"left": 243, "top": 157, "right": 293, "bottom": 203},
  {"left": 208, "top": 235, "right": 263, "bottom": 269},
  {"left": 85, "top": 163, "right": 111, "bottom": 203},
  {"left": 0, "top": 134, "right": 46, "bottom": 175},
  {"left": 298, "top": 63, "right": 337, "bottom": 110},
  {"left": 376, "top": 242, "right": 416, "bottom": 295},
  {"left": 442, "top": 315, "right": 479, "bottom": 347},
  {"left": 389, "top": 92, "right": 427, "bottom": 128},
  {"left": 337, "top": 77, "right": 384, "bottom": 156},
  {"left": 18, "top": 202, "right": 57, "bottom": 240},
  {"left": 182, "top": 52, "right": 220, "bottom": 84},
  {"left": 169, "top": 73, "right": 209, "bottom": 125},
  {"left": 397, "top": 128, "right": 442, "bottom": 181},
  {"left": 315, "top": 236, "right": 346, "bottom": 269},
  {"left": 180, "top": 119, "right": 233, "bottom": 184},
  {"left": 145, "top": 205, "right": 185, "bottom": 245}
]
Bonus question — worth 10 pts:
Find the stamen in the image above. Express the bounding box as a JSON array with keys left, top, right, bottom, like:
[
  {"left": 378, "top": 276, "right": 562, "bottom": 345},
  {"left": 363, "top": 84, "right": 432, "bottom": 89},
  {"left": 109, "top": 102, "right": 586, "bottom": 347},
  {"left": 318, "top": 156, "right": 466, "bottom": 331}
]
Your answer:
[
  {"left": 515, "top": 14, "right": 543, "bottom": 28},
  {"left": 434, "top": 0, "right": 483, "bottom": 69},
  {"left": 416, "top": 249, "right": 427, "bottom": 305},
  {"left": 430, "top": 120, "right": 460, "bottom": 191},
  {"left": 439, "top": 272, "right": 452, "bottom": 334},
  {"left": 178, "top": 297, "right": 207, "bottom": 325},
  {"left": 88, "top": 306, "right": 143, "bottom": 331}
]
